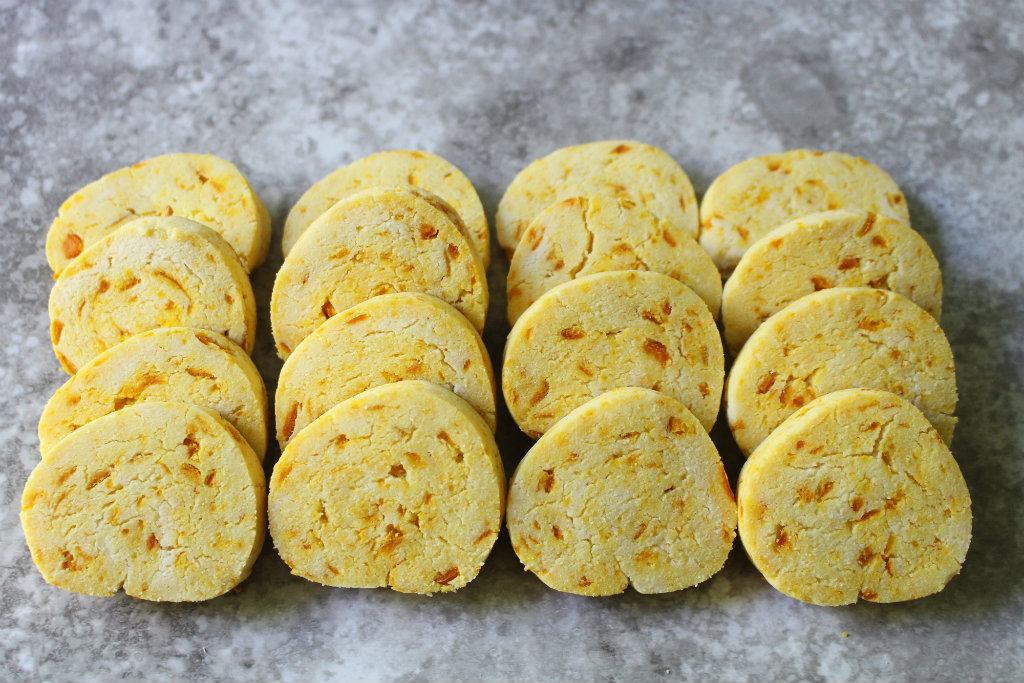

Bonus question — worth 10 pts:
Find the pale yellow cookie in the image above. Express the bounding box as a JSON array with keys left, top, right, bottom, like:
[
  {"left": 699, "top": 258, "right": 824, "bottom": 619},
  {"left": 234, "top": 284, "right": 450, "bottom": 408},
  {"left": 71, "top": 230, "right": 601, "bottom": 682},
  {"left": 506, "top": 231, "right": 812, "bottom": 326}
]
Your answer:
[
  {"left": 269, "top": 381, "right": 505, "bottom": 594},
  {"left": 722, "top": 210, "right": 942, "bottom": 355},
  {"left": 46, "top": 153, "right": 270, "bottom": 274},
  {"left": 727, "top": 287, "right": 957, "bottom": 456},
  {"left": 506, "top": 195, "right": 721, "bottom": 325},
  {"left": 39, "top": 327, "right": 267, "bottom": 460},
  {"left": 496, "top": 140, "right": 698, "bottom": 257},
  {"left": 21, "top": 401, "right": 266, "bottom": 601},
  {"left": 49, "top": 217, "right": 257, "bottom": 374},
  {"left": 271, "top": 186, "right": 487, "bottom": 358},
  {"left": 276, "top": 292, "right": 495, "bottom": 448},
  {"left": 737, "top": 388, "right": 971, "bottom": 606},
  {"left": 699, "top": 150, "right": 909, "bottom": 273},
  {"left": 503, "top": 271, "right": 723, "bottom": 439},
  {"left": 508, "top": 387, "right": 736, "bottom": 596},
  {"left": 283, "top": 150, "right": 489, "bottom": 266}
]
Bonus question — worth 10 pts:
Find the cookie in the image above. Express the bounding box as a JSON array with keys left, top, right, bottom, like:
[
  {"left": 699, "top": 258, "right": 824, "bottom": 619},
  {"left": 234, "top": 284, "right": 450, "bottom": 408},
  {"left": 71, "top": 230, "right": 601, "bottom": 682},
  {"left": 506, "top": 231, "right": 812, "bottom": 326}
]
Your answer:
[
  {"left": 503, "top": 270, "right": 723, "bottom": 439},
  {"left": 496, "top": 140, "right": 698, "bottom": 257},
  {"left": 737, "top": 388, "right": 971, "bottom": 605},
  {"left": 46, "top": 153, "right": 270, "bottom": 274},
  {"left": 699, "top": 150, "right": 909, "bottom": 273},
  {"left": 283, "top": 149, "right": 489, "bottom": 266},
  {"left": 727, "top": 287, "right": 957, "bottom": 456},
  {"left": 39, "top": 327, "right": 268, "bottom": 460},
  {"left": 506, "top": 195, "right": 721, "bottom": 325},
  {"left": 722, "top": 210, "right": 942, "bottom": 355},
  {"left": 271, "top": 186, "right": 487, "bottom": 358},
  {"left": 276, "top": 292, "right": 495, "bottom": 448},
  {"left": 49, "top": 217, "right": 256, "bottom": 374},
  {"left": 268, "top": 381, "right": 505, "bottom": 594},
  {"left": 507, "top": 387, "right": 736, "bottom": 596},
  {"left": 21, "top": 402, "right": 266, "bottom": 601}
]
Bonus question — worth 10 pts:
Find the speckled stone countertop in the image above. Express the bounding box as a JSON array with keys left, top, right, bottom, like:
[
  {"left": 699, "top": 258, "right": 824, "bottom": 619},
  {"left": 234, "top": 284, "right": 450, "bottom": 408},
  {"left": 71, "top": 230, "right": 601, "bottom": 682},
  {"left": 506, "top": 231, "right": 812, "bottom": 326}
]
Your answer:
[{"left": 2, "top": 1, "right": 1022, "bottom": 681}]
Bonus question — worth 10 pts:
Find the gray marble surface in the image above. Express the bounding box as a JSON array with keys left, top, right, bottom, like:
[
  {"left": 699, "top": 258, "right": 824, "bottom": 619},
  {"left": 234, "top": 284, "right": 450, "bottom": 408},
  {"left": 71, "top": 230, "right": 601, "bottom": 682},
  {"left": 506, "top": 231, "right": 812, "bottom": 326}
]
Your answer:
[{"left": 2, "top": 1, "right": 1022, "bottom": 681}]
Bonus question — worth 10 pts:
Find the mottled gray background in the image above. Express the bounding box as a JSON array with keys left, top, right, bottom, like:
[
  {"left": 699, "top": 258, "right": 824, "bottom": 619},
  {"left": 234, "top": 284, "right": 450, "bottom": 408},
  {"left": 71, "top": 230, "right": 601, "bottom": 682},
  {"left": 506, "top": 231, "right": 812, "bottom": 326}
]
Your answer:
[{"left": 2, "top": 1, "right": 1022, "bottom": 681}]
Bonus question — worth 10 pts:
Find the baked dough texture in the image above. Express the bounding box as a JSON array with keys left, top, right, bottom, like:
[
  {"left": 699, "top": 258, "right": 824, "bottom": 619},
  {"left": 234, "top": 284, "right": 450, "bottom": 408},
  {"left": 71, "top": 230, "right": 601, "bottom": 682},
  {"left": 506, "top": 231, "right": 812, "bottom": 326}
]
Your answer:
[
  {"left": 507, "top": 387, "right": 736, "bottom": 596},
  {"left": 496, "top": 140, "right": 698, "bottom": 257},
  {"left": 46, "top": 153, "right": 270, "bottom": 274},
  {"left": 737, "top": 388, "right": 971, "bottom": 606},
  {"left": 727, "top": 287, "right": 957, "bottom": 456},
  {"left": 722, "top": 210, "right": 942, "bottom": 355},
  {"left": 21, "top": 401, "right": 266, "bottom": 601},
  {"left": 49, "top": 217, "right": 257, "bottom": 374},
  {"left": 39, "top": 327, "right": 268, "bottom": 460},
  {"left": 506, "top": 195, "right": 721, "bottom": 324},
  {"left": 271, "top": 186, "right": 487, "bottom": 358},
  {"left": 699, "top": 150, "right": 909, "bottom": 273},
  {"left": 269, "top": 381, "right": 505, "bottom": 594},
  {"left": 283, "top": 149, "right": 490, "bottom": 266},
  {"left": 275, "top": 292, "right": 496, "bottom": 448},
  {"left": 503, "top": 270, "right": 723, "bottom": 439}
]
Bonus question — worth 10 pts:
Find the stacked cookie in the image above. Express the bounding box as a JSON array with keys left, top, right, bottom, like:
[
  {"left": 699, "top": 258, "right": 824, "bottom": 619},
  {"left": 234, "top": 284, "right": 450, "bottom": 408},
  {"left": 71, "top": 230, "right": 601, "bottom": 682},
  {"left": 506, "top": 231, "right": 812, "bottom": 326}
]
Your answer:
[
  {"left": 25, "top": 153, "right": 271, "bottom": 601},
  {"left": 499, "top": 141, "right": 734, "bottom": 596},
  {"left": 707, "top": 150, "right": 971, "bottom": 605},
  {"left": 268, "top": 151, "right": 504, "bottom": 594}
]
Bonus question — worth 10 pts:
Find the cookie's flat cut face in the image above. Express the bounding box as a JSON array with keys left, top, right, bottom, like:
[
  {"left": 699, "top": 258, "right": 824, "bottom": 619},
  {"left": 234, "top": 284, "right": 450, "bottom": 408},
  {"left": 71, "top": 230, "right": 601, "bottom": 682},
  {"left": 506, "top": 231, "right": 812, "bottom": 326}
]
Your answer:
[
  {"left": 727, "top": 287, "right": 957, "bottom": 456},
  {"left": 507, "top": 387, "right": 736, "bottom": 596},
  {"left": 47, "top": 153, "right": 270, "bottom": 274},
  {"left": 503, "top": 270, "right": 723, "bottom": 439},
  {"left": 269, "top": 381, "right": 505, "bottom": 595},
  {"left": 737, "top": 388, "right": 971, "bottom": 606},
  {"left": 49, "top": 217, "right": 257, "bottom": 374},
  {"left": 699, "top": 150, "right": 909, "bottom": 274},
  {"left": 507, "top": 194, "right": 721, "bottom": 325},
  {"left": 271, "top": 186, "right": 488, "bottom": 359},
  {"left": 283, "top": 149, "right": 489, "bottom": 266},
  {"left": 22, "top": 401, "right": 266, "bottom": 602},
  {"left": 496, "top": 140, "right": 698, "bottom": 257}
]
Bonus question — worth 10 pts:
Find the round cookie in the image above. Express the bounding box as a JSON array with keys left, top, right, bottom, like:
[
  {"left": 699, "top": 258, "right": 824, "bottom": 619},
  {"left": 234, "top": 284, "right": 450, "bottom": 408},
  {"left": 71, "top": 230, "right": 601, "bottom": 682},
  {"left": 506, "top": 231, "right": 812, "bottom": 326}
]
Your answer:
[
  {"left": 737, "top": 388, "right": 971, "bottom": 606},
  {"left": 39, "top": 327, "right": 268, "bottom": 460},
  {"left": 271, "top": 186, "right": 488, "bottom": 358},
  {"left": 283, "top": 149, "right": 490, "bottom": 266},
  {"left": 269, "top": 381, "right": 505, "bottom": 594},
  {"left": 722, "top": 210, "right": 942, "bottom": 355},
  {"left": 21, "top": 402, "right": 266, "bottom": 601},
  {"left": 507, "top": 387, "right": 736, "bottom": 596},
  {"left": 503, "top": 270, "right": 723, "bottom": 439},
  {"left": 699, "top": 149, "right": 909, "bottom": 273},
  {"left": 727, "top": 287, "right": 957, "bottom": 456},
  {"left": 46, "top": 153, "right": 270, "bottom": 274},
  {"left": 506, "top": 195, "right": 721, "bottom": 325},
  {"left": 276, "top": 292, "right": 496, "bottom": 448},
  {"left": 496, "top": 140, "right": 698, "bottom": 257},
  {"left": 49, "top": 217, "right": 257, "bottom": 374}
]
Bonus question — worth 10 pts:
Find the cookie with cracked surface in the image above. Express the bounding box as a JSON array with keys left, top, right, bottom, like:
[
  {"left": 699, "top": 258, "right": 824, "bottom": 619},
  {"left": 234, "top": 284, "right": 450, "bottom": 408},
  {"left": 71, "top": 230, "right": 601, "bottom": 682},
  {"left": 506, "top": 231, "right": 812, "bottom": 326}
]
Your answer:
[
  {"left": 699, "top": 150, "right": 909, "bottom": 274},
  {"left": 737, "top": 388, "right": 971, "bottom": 606},
  {"left": 276, "top": 292, "right": 495, "bottom": 448},
  {"left": 727, "top": 287, "right": 957, "bottom": 456},
  {"left": 507, "top": 387, "right": 736, "bottom": 596},
  {"left": 46, "top": 153, "right": 270, "bottom": 274},
  {"left": 271, "top": 186, "right": 487, "bottom": 358},
  {"left": 269, "top": 381, "right": 505, "bottom": 594},
  {"left": 506, "top": 195, "right": 721, "bottom": 325},
  {"left": 283, "top": 149, "right": 489, "bottom": 266},
  {"left": 21, "top": 401, "right": 266, "bottom": 601},
  {"left": 503, "top": 270, "right": 723, "bottom": 439},
  {"left": 496, "top": 140, "right": 698, "bottom": 257},
  {"left": 39, "top": 327, "right": 267, "bottom": 460},
  {"left": 49, "top": 217, "right": 257, "bottom": 374},
  {"left": 722, "top": 210, "right": 942, "bottom": 355}
]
